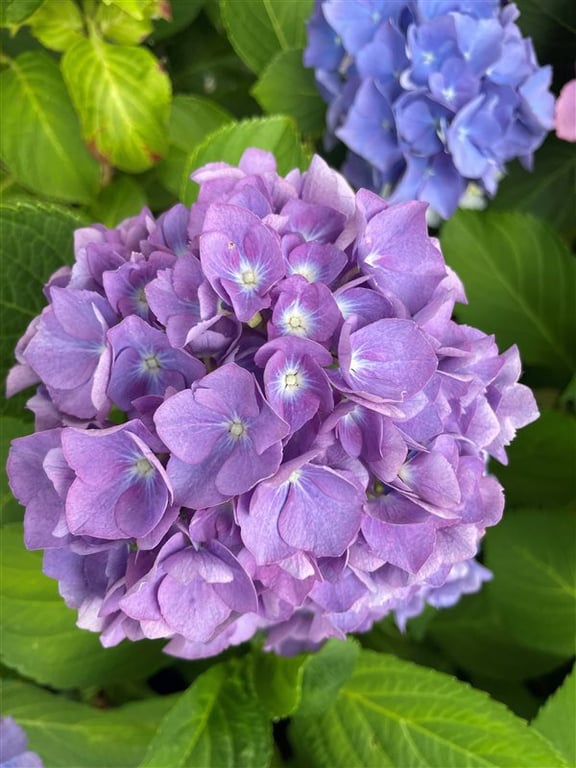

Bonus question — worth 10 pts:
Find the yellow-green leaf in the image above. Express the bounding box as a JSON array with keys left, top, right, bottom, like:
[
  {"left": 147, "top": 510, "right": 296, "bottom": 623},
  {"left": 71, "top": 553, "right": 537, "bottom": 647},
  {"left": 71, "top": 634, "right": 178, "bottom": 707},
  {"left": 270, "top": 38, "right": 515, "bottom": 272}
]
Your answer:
[{"left": 62, "top": 37, "right": 171, "bottom": 172}]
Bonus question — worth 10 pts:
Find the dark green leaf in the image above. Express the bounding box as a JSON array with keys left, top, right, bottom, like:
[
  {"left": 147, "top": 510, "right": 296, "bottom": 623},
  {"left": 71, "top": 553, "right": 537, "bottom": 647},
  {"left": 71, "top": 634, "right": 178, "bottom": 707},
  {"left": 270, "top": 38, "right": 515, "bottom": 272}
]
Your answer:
[
  {"left": 140, "top": 660, "right": 272, "bottom": 767},
  {"left": 166, "top": 14, "right": 258, "bottom": 117},
  {"left": 491, "top": 410, "right": 576, "bottom": 509},
  {"left": 514, "top": 0, "right": 576, "bottom": 87},
  {"left": 440, "top": 211, "right": 576, "bottom": 374},
  {"left": 0, "top": 0, "right": 43, "bottom": 26},
  {"left": 0, "top": 202, "right": 87, "bottom": 416},
  {"left": 0, "top": 524, "right": 168, "bottom": 688},
  {"left": 221, "top": 0, "right": 314, "bottom": 74},
  {"left": 252, "top": 48, "right": 326, "bottom": 136},
  {"left": 485, "top": 509, "right": 576, "bottom": 657},
  {"left": 62, "top": 37, "right": 171, "bottom": 172},
  {"left": 0, "top": 52, "right": 101, "bottom": 203},
  {"left": 89, "top": 174, "right": 148, "bottom": 227},
  {"left": 1, "top": 678, "right": 177, "bottom": 768},
  {"left": 181, "top": 115, "right": 308, "bottom": 204},
  {"left": 491, "top": 136, "right": 576, "bottom": 237},
  {"left": 291, "top": 650, "right": 568, "bottom": 767},
  {"left": 157, "top": 94, "right": 233, "bottom": 194},
  {"left": 427, "top": 591, "right": 567, "bottom": 682},
  {"left": 532, "top": 668, "right": 576, "bottom": 766}
]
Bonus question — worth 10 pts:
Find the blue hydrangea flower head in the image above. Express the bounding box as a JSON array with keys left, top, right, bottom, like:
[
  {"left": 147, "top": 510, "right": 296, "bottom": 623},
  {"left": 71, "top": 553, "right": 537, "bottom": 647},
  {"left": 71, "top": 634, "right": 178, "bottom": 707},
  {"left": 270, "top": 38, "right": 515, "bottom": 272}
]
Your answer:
[{"left": 305, "top": 0, "right": 555, "bottom": 218}]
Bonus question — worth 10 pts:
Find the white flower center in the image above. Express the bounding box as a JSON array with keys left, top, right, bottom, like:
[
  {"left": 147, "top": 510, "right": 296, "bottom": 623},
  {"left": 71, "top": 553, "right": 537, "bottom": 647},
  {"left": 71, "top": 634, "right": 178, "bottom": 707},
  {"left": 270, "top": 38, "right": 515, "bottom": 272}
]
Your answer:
[
  {"left": 284, "top": 371, "right": 300, "bottom": 390},
  {"left": 241, "top": 269, "right": 257, "bottom": 287},
  {"left": 228, "top": 419, "right": 247, "bottom": 439},
  {"left": 142, "top": 353, "right": 162, "bottom": 374},
  {"left": 133, "top": 456, "right": 155, "bottom": 478}
]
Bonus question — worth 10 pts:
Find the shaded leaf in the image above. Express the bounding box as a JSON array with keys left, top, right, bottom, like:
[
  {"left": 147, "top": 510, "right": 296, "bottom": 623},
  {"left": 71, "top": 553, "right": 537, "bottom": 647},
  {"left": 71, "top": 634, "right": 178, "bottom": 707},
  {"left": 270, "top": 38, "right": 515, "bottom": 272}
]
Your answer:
[
  {"left": 514, "top": 0, "right": 576, "bottom": 87},
  {"left": 0, "top": 52, "right": 101, "bottom": 203},
  {"left": 491, "top": 410, "right": 576, "bottom": 509},
  {"left": 89, "top": 174, "right": 148, "bottom": 227},
  {"left": 427, "top": 591, "right": 568, "bottom": 682},
  {"left": 140, "top": 660, "right": 272, "bottom": 768},
  {"left": 1, "top": 678, "right": 176, "bottom": 768},
  {"left": 252, "top": 48, "right": 326, "bottom": 136},
  {"left": 166, "top": 14, "right": 257, "bottom": 117},
  {"left": 440, "top": 211, "right": 576, "bottom": 374},
  {"left": 485, "top": 509, "right": 576, "bottom": 657},
  {"left": 181, "top": 115, "right": 308, "bottom": 204},
  {"left": 62, "top": 37, "right": 171, "bottom": 172},
  {"left": 491, "top": 136, "right": 576, "bottom": 237},
  {"left": 221, "top": 0, "right": 313, "bottom": 74},
  {"left": 0, "top": 524, "right": 168, "bottom": 689},
  {"left": 157, "top": 94, "right": 233, "bottom": 195},
  {"left": 0, "top": 0, "right": 42, "bottom": 26},
  {"left": 291, "top": 650, "right": 567, "bottom": 767}
]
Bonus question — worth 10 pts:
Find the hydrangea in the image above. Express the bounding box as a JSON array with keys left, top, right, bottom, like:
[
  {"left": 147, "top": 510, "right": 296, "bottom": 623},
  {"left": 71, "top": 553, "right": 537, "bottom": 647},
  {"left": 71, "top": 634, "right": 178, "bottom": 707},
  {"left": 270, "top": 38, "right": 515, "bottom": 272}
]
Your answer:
[
  {"left": 0, "top": 718, "right": 43, "bottom": 768},
  {"left": 555, "top": 78, "right": 576, "bottom": 142},
  {"left": 7, "top": 149, "right": 538, "bottom": 659},
  {"left": 305, "top": 0, "right": 555, "bottom": 218}
]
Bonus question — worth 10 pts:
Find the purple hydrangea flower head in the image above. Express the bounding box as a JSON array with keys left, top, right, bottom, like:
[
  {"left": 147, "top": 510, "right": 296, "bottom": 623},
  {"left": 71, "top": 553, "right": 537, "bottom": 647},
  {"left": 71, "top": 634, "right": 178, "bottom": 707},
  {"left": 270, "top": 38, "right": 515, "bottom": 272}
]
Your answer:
[
  {"left": 305, "top": 0, "right": 555, "bottom": 218},
  {"left": 6, "top": 148, "right": 537, "bottom": 659},
  {"left": 0, "top": 718, "right": 43, "bottom": 768}
]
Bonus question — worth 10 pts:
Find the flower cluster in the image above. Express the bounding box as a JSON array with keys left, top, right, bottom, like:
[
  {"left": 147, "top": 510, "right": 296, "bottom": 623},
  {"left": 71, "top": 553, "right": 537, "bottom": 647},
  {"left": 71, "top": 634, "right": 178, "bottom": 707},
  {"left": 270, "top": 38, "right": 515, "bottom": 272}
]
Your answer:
[
  {"left": 305, "top": 0, "right": 555, "bottom": 218},
  {"left": 7, "top": 149, "right": 538, "bottom": 659},
  {"left": 0, "top": 718, "right": 43, "bottom": 768}
]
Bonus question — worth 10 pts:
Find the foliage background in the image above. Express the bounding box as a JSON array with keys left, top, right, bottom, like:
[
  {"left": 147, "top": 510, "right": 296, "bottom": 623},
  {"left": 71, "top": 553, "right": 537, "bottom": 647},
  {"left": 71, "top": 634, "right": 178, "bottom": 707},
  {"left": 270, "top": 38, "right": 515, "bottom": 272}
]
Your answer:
[{"left": 0, "top": 1, "right": 574, "bottom": 765}]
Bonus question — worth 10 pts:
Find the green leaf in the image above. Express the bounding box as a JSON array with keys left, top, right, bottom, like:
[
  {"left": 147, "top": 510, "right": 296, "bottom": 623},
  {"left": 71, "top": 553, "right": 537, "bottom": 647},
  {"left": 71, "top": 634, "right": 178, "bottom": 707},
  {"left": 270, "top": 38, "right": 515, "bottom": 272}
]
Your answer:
[
  {"left": 491, "top": 136, "right": 576, "bottom": 237},
  {"left": 221, "top": 0, "right": 314, "bottom": 73},
  {"left": 95, "top": 2, "right": 155, "bottom": 45},
  {"left": 89, "top": 174, "right": 148, "bottom": 227},
  {"left": 296, "top": 639, "right": 359, "bottom": 717},
  {"left": 27, "top": 0, "right": 84, "bottom": 52},
  {"left": 0, "top": 417, "right": 30, "bottom": 524},
  {"left": 140, "top": 660, "right": 272, "bottom": 768},
  {"left": 1, "top": 678, "right": 177, "bottom": 768},
  {"left": 157, "top": 94, "right": 233, "bottom": 195},
  {"left": 252, "top": 48, "right": 326, "bottom": 137},
  {"left": 485, "top": 509, "right": 576, "bottom": 657},
  {"left": 181, "top": 115, "right": 308, "bottom": 204},
  {"left": 491, "top": 410, "right": 576, "bottom": 509},
  {"left": 0, "top": 202, "right": 87, "bottom": 416},
  {"left": 251, "top": 651, "right": 306, "bottom": 721},
  {"left": 0, "top": 52, "right": 101, "bottom": 203},
  {"left": 0, "top": 0, "right": 43, "bottom": 26},
  {"left": 291, "top": 650, "right": 568, "bottom": 768},
  {"left": 0, "top": 524, "right": 168, "bottom": 689},
  {"left": 426, "top": 591, "right": 567, "bottom": 682},
  {"left": 62, "top": 37, "right": 171, "bottom": 173},
  {"left": 533, "top": 668, "right": 576, "bottom": 766},
  {"left": 440, "top": 211, "right": 576, "bottom": 374}
]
